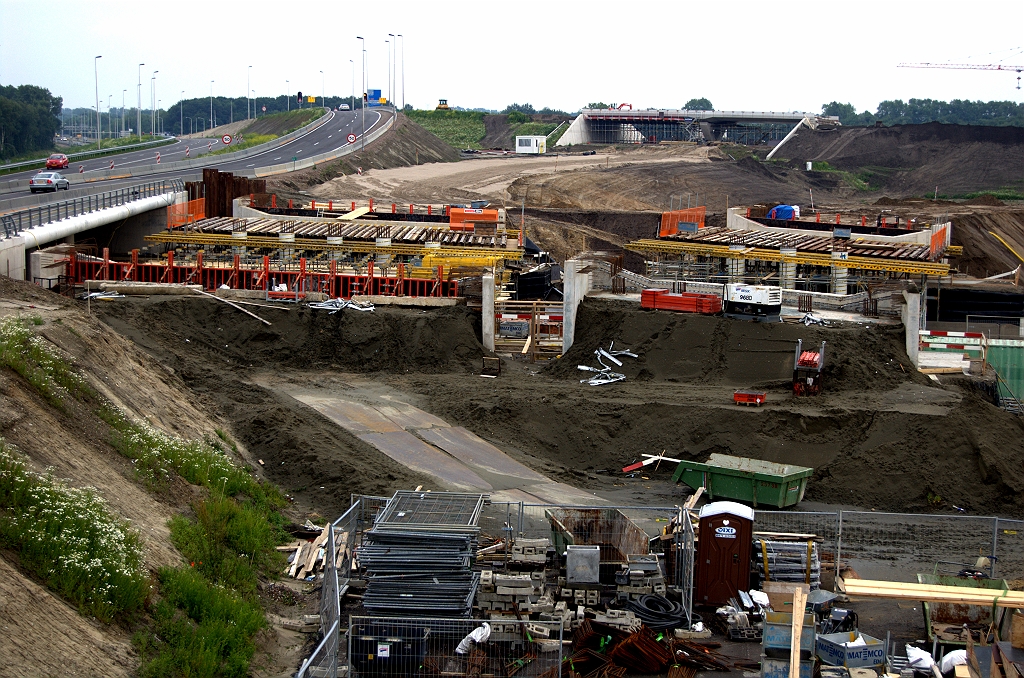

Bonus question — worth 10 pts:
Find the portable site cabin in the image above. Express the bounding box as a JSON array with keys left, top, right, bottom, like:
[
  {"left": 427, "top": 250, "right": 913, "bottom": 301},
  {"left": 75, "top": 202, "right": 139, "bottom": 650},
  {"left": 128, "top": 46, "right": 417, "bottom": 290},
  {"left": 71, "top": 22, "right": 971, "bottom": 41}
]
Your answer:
[{"left": 516, "top": 135, "right": 546, "bottom": 154}]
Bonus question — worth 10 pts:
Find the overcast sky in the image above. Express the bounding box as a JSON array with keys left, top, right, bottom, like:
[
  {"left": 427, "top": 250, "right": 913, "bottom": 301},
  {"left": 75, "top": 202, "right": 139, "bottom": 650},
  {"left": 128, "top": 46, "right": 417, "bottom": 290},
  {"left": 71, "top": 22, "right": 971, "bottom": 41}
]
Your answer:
[{"left": 2, "top": 0, "right": 1022, "bottom": 114}]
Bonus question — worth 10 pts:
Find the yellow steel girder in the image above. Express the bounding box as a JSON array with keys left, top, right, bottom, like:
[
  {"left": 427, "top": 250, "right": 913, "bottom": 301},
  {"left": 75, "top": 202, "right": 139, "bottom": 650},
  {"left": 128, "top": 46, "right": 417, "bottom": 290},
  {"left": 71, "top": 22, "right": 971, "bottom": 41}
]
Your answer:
[
  {"left": 144, "top": 231, "right": 523, "bottom": 261},
  {"left": 624, "top": 239, "right": 950, "bottom": 275}
]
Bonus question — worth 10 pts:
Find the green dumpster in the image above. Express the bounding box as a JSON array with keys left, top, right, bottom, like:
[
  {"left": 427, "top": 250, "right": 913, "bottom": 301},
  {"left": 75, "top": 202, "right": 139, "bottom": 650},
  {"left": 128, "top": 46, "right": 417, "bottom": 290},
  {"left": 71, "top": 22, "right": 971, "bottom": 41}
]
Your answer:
[{"left": 672, "top": 453, "right": 813, "bottom": 508}]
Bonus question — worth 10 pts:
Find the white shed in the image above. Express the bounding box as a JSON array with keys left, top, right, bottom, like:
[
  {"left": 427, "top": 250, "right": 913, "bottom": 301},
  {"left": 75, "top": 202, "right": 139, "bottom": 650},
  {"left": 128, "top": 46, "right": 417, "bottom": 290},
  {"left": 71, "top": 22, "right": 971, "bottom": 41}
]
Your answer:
[{"left": 515, "top": 135, "right": 546, "bottom": 154}]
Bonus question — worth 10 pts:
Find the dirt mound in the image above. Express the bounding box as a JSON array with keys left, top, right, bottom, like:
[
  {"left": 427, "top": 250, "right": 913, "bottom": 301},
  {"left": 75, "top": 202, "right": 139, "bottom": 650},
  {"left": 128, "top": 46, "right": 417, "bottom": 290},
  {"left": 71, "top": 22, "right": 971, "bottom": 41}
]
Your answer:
[
  {"left": 267, "top": 113, "right": 460, "bottom": 195},
  {"left": 965, "top": 194, "right": 1006, "bottom": 206},
  {"left": 778, "top": 122, "right": 1024, "bottom": 196},
  {"left": 547, "top": 299, "right": 928, "bottom": 391}
]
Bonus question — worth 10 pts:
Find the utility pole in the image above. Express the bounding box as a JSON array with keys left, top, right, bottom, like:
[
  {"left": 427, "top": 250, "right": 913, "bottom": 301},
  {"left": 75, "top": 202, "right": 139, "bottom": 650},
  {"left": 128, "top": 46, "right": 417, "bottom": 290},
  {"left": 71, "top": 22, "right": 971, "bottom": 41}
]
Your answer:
[
  {"left": 94, "top": 55, "right": 102, "bottom": 147},
  {"left": 137, "top": 63, "right": 144, "bottom": 139}
]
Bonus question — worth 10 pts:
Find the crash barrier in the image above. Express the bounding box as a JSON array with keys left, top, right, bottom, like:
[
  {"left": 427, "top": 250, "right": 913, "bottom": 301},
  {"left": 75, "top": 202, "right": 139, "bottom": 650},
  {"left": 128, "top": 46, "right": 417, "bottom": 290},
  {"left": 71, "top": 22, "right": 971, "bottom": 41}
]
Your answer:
[
  {"left": 0, "top": 137, "right": 174, "bottom": 173},
  {"left": 296, "top": 497, "right": 693, "bottom": 678},
  {"left": 1, "top": 179, "right": 183, "bottom": 239},
  {"left": 68, "top": 252, "right": 460, "bottom": 299},
  {"left": 754, "top": 510, "right": 1024, "bottom": 585},
  {"left": 346, "top": 616, "right": 564, "bottom": 678}
]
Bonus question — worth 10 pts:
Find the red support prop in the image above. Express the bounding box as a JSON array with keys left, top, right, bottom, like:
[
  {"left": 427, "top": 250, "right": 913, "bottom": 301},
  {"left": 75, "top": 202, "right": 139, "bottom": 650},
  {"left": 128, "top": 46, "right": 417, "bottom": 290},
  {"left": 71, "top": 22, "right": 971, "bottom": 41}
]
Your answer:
[
  {"left": 366, "top": 260, "right": 374, "bottom": 296},
  {"left": 271, "top": 194, "right": 277, "bottom": 208},
  {"left": 816, "top": 212, "right": 821, "bottom": 223},
  {"left": 369, "top": 198, "right": 374, "bottom": 211},
  {"left": 746, "top": 208, "right": 751, "bottom": 218},
  {"left": 351, "top": 201, "right": 356, "bottom": 211},
  {"left": 312, "top": 200, "right": 316, "bottom": 210},
  {"left": 329, "top": 260, "right": 338, "bottom": 298},
  {"left": 288, "top": 199, "right": 293, "bottom": 209},
  {"left": 861, "top": 215, "right": 867, "bottom": 227},
  {"left": 427, "top": 205, "right": 432, "bottom": 215},
  {"left": 391, "top": 203, "right": 396, "bottom": 213},
  {"left": 263, "top": 256, "right": 270, "bottom": 290},
  {"left": 409, "top": 204, "right": 414, "bottom": 214},
  {"left": 102, "top": 248, "right": 110, "bottom": 281},
  {"left": 835, "top": 213, "right": 841, "bottom": 224},
  {"left": 131, "top": 249, "right": 139, "bottom": 282},
  {"left": 329, "top": 201, "right": 333, "bottom": 211}
]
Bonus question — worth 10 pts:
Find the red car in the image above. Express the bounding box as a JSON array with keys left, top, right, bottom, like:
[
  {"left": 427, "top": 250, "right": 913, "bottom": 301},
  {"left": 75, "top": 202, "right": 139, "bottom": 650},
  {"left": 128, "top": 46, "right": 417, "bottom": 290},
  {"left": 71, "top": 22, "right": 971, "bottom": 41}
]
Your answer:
[{"left": 45, "top": 153, "right": 69, "bottom": 169}]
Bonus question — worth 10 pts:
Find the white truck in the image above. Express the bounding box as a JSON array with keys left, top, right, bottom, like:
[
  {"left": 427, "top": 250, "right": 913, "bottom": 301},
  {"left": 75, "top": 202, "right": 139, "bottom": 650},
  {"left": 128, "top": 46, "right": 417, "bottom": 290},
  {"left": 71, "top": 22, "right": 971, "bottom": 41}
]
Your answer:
[{"left": 723, "top": 284, "right": 782, "bottom": 322}]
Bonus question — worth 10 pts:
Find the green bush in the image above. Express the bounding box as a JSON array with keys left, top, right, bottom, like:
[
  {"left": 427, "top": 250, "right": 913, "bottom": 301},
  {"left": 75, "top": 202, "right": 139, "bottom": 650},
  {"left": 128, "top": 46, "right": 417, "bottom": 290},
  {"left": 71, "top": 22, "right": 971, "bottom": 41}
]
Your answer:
[
  {"left": 0, "top": 440, "right": 148, "bottom": 622},
  {"left": 136, "top": 567, "right": 265, "bottom": 678},
  {"left": 507, "top": 111, "right": 530, "bottom": 124}
]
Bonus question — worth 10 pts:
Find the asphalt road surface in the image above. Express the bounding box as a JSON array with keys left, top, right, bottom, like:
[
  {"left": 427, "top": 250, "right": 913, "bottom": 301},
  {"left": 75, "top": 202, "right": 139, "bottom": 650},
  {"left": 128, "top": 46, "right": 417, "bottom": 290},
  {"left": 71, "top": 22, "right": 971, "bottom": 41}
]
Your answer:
[{"left": 1, "top": 108, "right": 388, "bottom": 202}]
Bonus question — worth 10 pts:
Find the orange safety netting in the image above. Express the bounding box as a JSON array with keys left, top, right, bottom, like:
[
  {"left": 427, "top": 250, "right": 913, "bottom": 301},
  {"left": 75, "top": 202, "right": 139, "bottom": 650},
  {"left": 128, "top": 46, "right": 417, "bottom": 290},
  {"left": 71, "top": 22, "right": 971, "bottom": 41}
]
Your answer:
[
  {"left": 659, "top": 206, "right": 706, "bottom": 237},
  {"left": 167, "top": 198, "right": 206, "bottom": 229}
]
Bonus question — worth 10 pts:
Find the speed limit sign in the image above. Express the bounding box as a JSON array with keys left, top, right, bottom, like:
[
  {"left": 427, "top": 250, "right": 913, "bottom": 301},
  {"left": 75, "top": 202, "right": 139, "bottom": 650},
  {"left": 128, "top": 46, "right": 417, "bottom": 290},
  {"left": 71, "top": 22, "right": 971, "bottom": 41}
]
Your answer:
[
  {"left": 221, "top": 134, "right": 232, "bottom": 145},
  {"left": 346, "top": 133, "right": 357, "bottom": 143}
]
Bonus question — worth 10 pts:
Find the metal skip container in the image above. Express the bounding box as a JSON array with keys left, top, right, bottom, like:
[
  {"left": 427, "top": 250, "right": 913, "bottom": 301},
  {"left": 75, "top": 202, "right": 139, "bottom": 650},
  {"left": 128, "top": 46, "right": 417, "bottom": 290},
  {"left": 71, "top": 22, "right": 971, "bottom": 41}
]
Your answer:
[{"left": 672, "top": 453, "right": 813, "bottom": 508}]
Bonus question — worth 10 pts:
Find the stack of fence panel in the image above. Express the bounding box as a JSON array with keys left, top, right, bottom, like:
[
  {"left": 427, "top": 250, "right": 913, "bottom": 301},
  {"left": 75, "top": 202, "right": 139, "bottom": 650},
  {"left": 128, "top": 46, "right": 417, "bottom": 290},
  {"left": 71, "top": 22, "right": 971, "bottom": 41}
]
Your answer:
[
  {"left": 357, "top": 491, "right": 487, "bottom": 618},
  {"left": 641, "top": 288, "right": 722, "bottom": 314},
  {"left": 754, "top": 539, "right": 821, "bottom": 589}
]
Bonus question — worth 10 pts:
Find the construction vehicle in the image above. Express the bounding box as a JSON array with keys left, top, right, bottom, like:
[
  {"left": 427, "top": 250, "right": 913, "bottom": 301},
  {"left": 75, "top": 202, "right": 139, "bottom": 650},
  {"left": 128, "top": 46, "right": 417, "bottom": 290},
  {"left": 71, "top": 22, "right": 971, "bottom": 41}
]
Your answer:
[
  {"left": 723, "top": 284, "right": 782, "bottom": 322},
  {"left": 436, "top": 99, "right": 450, "bottom": 110},
  {"left": 793, "top": 339, "right": 825, "bottom": 396}
]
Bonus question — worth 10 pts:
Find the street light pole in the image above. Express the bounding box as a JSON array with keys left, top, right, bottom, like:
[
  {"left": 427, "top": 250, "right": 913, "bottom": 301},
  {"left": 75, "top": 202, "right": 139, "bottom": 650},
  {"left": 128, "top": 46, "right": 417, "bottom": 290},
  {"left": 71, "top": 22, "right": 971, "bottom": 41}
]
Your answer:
[
  {"left": 151, "top": 71, "right": 159, "bottom": 137},
  {"left": 210, "top": 80, "right": 214, "bottom": 131},
  {"left": 122, "top": 89, "right": 126, "bottom": 139},
  {"left": 398, "top": 34, "right": 404, "bottom": 111},
  {"left": 357, "top": 36, "right": 365, "bottom": 151},
  {"left": 349, "top": 59, "right": 354, "bottom": 113},
  {"left": 107, "top": 95, "right": 111, "bottom": 141},
  {"left": 247, "top": 65, "right": 252, "bottom": 120},
  {"left": 137, "top": 63, "right": 144, "bottom": 140},
  {"left": 286, "top": 80, "right": 290, "bottom": 112},
  {"left": 320, "top": 70, "right": 325, "bottom": 108},
  {"left": 252, "top": 90, "right": 257, "bottom": 119},
  {"left": 180, "top": 90, "right": 184, "bottom": 137},
  {"left": 386, "top": 36, "right": 392, "bottom": 106},
  {"left": 94, "top": 55, "right": 102, "bottom": 148}
]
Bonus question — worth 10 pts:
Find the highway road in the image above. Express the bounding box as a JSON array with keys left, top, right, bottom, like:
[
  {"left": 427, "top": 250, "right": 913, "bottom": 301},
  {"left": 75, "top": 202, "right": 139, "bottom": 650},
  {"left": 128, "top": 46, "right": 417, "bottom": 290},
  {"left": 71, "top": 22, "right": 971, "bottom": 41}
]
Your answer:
[{"left": 0, "top": 108, "right": 388, "bottom": 205}]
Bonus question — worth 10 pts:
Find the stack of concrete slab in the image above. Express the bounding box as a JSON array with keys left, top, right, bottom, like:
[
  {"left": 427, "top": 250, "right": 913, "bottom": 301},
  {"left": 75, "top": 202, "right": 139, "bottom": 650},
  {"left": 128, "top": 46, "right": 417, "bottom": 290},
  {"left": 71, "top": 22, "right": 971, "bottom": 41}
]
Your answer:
[
  {"left": 614, "top": 554, "right": 666, "bottom": 600},
  {"left": 476, "top": 571, "right": 544, "bottom": 613},
  {"left": 511, "top": 537, "right": 550, "bottom": 564}
]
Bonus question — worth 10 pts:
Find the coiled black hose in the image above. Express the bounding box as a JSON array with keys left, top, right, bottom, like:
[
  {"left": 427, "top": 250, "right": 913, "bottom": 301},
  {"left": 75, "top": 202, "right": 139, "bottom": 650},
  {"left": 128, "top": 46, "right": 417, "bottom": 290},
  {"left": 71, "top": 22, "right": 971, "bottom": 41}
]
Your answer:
[{"left": 624, "top": 594, "right": 692, "bottom": 632}]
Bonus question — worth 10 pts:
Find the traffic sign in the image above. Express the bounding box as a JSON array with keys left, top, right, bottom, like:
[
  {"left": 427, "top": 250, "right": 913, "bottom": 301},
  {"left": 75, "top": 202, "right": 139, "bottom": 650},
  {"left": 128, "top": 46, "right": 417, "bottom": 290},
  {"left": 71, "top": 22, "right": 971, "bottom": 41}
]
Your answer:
[
  {"left": 221, "top": 134, "right": 232, "bottom": 145},
  {"left": 346, "top": 133, "right": 357, "bottom": 143},
  {"left": 262, "top": 106, "right": 267, "bottom": 112}
]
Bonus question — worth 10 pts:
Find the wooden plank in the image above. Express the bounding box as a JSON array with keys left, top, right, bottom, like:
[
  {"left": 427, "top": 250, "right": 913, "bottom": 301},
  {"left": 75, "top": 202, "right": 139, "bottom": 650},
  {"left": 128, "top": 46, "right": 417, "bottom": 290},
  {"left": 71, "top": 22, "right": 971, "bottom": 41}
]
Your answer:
[
  {"left": 789, "top": 588, "right": 807, "bottom": 678},
  {"left": 288, "top": 543, "right": 306, "bottom": 578},
  {"left": 683, "top": 487, "right": 704, "bottom": 510},
  {"left": 844, "top": 579, "right": 1024, "bottom": 607}
]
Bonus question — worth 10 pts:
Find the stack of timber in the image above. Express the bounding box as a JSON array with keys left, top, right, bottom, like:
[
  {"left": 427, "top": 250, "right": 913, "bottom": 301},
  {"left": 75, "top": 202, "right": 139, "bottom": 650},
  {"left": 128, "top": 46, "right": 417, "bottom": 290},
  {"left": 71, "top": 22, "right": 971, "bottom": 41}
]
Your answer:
[
  {"left": 278, "top": 525, "right": 350, "bottom": 580},
  {"left": 843, "top": 579, "right": 1024, "bottom": 606}
]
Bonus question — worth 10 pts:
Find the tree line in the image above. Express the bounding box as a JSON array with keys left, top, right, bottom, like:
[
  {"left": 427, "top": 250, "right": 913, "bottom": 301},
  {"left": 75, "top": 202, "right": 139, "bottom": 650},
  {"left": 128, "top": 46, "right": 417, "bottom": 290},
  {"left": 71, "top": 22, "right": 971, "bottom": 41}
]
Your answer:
[
  {"left": 822, "top": 99, "right": 1024, "bottom": 127},
  {"left": 0, "top": 85, "right": 62, "bottom": 159}
]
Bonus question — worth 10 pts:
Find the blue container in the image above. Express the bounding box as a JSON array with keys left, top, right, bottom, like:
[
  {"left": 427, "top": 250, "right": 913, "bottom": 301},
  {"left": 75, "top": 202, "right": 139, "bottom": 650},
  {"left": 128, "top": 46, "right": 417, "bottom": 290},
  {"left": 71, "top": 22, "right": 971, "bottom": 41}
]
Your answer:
[
  {"left": 761, "top": 655, "right": 814, "bottom": 678},
  {"left": 816, "top": 631, "right": 886, "bottom": 668}
]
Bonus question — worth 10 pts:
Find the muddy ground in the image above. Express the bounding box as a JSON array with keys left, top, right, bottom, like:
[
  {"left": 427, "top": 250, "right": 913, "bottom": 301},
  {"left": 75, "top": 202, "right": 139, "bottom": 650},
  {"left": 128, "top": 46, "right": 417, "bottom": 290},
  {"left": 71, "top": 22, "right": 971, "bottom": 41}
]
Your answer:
[{"left": 92, "top": 296, "right": 1024, "bottom": 520}]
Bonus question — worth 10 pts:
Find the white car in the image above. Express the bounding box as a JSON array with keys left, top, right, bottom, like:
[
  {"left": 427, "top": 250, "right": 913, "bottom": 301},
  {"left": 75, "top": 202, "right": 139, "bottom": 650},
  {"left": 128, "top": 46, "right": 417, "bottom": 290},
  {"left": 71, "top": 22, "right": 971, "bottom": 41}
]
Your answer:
[
  {"left": 29, "top": 172, "right": 70, "bottom": 193},
  {"left": 339, "top": 103, "right": 350, "bottom": 110}
]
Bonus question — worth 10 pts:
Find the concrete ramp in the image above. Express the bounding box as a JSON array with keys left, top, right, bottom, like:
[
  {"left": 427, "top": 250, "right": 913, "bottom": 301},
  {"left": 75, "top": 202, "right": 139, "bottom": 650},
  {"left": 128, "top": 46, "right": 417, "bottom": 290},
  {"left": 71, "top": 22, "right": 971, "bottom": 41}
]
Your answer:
[
  {"left": 357, "top": 431, "right": 492, "bottom": 492},
  {"left": 418, "top": 427, "right": 547, "bottom": 482}
]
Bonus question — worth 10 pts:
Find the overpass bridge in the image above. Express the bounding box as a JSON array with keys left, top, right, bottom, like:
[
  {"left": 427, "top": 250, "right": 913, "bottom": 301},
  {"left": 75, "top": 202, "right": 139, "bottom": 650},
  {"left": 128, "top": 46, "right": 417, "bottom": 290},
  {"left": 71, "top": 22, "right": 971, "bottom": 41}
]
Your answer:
[{"left": 557, "top": 108, "right": 837, "bottom": 146}]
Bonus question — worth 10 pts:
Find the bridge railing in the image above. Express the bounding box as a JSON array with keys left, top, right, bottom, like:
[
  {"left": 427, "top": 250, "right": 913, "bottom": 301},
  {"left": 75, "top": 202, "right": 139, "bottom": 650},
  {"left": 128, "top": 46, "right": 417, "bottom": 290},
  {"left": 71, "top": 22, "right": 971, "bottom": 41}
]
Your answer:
[{"left": 1, "top": 178, "right": 184, "bottom": 240}]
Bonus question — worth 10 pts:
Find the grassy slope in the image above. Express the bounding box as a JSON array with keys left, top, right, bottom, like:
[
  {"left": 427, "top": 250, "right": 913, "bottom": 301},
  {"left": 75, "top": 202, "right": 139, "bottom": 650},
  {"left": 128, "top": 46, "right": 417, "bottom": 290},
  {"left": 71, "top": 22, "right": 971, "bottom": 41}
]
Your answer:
[{"left": 405, "top": 110, "right": 486, "bottom": 149}]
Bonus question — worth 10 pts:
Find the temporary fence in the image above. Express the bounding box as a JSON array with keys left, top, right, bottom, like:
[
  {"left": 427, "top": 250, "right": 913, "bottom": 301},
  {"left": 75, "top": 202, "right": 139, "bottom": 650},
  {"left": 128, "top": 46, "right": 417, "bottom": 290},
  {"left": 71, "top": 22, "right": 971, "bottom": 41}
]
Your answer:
[
  {"left": 347, "top": 616, "right": 564, "bottom": 678},
  {"left": 167, "top": 197, "right": 206, "bottom": 228},
  {"left": 755, "top": 510, "right": 1024, "bottom": 585},
  {"left": 1, "top": 178, "right": 183, "bottom": 239}
]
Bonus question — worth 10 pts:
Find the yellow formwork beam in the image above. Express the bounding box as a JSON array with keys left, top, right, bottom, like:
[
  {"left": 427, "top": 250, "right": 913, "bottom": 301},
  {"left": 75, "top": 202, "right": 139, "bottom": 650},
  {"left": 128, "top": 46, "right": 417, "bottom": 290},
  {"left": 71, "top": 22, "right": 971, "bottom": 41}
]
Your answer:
[
  {"left": 624, "top": 239, "right": 950, "bottom": 276},
  {"left": 144, "top": 231, "right": 523, "bottom": 261}
]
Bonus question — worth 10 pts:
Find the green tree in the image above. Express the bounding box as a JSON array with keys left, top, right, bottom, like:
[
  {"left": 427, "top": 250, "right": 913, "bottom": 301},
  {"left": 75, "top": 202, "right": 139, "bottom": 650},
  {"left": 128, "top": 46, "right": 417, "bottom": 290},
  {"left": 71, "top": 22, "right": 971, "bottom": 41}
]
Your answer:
[
  {"left": 822, "top": 101, "right": 875, "bottom": 126},
  {"left": 586, "top": 102, "right": 608, "bottom": 110},
  {"left": 503, "top": 103, "right": 536, "bottom": 114},
  {"left": 0, "top": 85, "right": 62, "bottom": 158},
  {"left": 684, "top": 97, "right": 713, "bottom": 110}
]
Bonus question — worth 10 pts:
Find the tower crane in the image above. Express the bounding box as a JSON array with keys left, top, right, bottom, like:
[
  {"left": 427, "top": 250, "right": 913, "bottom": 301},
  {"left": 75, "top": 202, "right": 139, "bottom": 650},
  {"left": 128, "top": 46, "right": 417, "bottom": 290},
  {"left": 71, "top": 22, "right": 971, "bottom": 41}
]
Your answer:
[{"left": 898, "top": 62, "right": 1023, "bottom": 89}]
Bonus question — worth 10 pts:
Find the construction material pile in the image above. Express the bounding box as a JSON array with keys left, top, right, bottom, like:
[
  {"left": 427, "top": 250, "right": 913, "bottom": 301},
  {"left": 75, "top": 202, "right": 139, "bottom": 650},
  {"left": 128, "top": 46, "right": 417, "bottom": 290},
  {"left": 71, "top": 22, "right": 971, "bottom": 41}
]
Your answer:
[
  {"left": 279, "top": 522, "right": 351, "bottom": 581},
  {"left": 754, "top": 539, "right": 821, "bottom": 589},
  {"left": 641, "top": 288, "right": 722, "bottom": 314},
  {"left": 577, "top": 342, "right": 637, "bottom": 386},
  {"left": 357, "top": 491, "right": 487, "bottom": 618}
]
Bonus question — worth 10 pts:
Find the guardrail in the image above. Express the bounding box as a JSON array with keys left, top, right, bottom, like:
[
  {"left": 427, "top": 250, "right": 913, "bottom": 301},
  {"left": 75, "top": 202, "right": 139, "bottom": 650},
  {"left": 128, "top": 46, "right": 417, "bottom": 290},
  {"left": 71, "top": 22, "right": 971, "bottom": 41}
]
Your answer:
[
  {"left": 1, "top": 178, "right": 183, "bottom": 239},
  {"left": 254, "top": 111, "right": 395, "bottom": 178},
  {"left": 0, "top": 137, "right": 175, "bottom": 172},
  {"left": 1, "top": 109, "right": 332, "bottom": 192}
]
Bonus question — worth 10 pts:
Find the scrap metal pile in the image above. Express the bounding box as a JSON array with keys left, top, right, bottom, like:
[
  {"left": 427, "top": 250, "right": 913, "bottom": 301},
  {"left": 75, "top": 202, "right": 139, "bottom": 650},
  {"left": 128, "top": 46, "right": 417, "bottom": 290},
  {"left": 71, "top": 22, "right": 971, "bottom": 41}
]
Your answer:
[
  {"left": 356, "top": 491, "right": 487, "bottom": 618},
  {"left": 307, "top": 298, "right": 375, "bottom": 313},
  {"left": 578, "top": 342, "right": 638, "bottom": 386}
]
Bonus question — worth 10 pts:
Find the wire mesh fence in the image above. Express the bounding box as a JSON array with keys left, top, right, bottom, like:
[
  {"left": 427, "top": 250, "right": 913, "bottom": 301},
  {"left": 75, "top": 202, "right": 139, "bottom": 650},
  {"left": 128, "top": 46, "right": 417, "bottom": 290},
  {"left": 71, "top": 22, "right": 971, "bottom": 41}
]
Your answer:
[{"left": 346, "top": 616, "right": 564, "bottom": 678}]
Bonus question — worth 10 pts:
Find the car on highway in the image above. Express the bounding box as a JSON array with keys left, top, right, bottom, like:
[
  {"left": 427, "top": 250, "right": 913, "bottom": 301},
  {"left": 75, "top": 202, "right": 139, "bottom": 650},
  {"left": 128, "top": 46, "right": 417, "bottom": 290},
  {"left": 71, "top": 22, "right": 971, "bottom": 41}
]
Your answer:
[
  {"left": 29, "top": 171, "right": 70, "bottom": 193},
  {"left": 339, "top": 103, "right": 350, "bottom": 110},
  {"left": 46, "top": 153, "right": 69, "bottom": 169}
]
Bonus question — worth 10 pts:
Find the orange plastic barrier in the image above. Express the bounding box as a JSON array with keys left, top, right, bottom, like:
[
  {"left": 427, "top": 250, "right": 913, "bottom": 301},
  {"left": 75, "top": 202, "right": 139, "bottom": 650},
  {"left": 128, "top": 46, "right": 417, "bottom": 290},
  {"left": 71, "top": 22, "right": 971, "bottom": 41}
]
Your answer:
[
  {"left": 167, "top": 198, "right": 206, "bottom": 228},
  {"left": 659, "top": 206, "right": 706, "bottom": 237}
]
